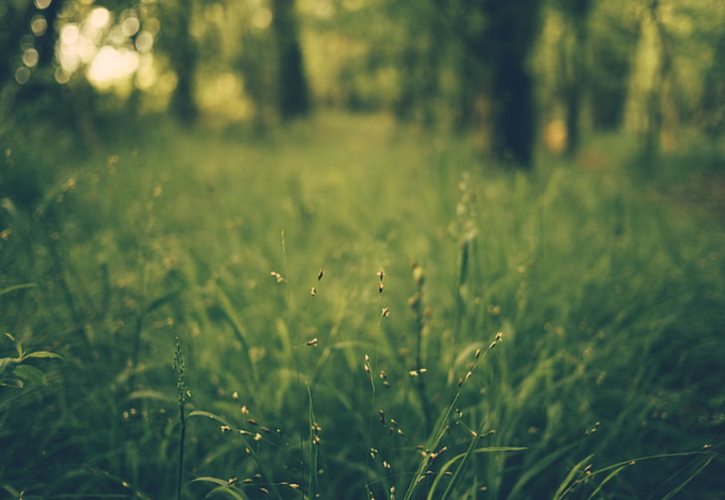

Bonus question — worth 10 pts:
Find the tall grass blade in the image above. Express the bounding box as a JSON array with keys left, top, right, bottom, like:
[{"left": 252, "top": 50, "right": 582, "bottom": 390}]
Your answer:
[{"left": 552, "top": 454, "right": 593, "bottom": 500}]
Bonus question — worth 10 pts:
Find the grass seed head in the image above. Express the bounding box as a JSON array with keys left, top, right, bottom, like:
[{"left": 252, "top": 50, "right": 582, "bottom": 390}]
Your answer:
[
  {"left": 411, "top": 262, "right": 425, "bottom": 286},
  {"left": 489, "top": 331, "right": 504, "bottom": 350}
]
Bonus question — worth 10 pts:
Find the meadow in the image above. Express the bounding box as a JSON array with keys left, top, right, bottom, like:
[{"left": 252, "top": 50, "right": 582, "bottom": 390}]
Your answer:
[{"left": 1, "top": 113, "right": 723, "bottom": 498}]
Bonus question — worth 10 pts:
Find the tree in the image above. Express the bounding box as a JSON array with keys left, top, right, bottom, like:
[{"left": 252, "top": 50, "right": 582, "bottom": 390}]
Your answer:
[
  {"left": 271, "top": 0, "right": 309, "bottom": 119},
  {"left": 483, "top": 0, "right": 543, "bottom": 168},
  {"left": 557, "top": 0, "right": 593, "bottom": 156},
  {"left": 161, "top": 0, "right": 199, "bottom": 123},
  {"left": 393, "top": 0, "right": 445, "bottom": 127},
  {"left": 642, "top": 0, "right": 675, "bottom": 162},
  {"left": 700, "top": 31, "right": 725, "bottom": 140},
  {"left": 587, "top": 1, "right": 640, "bottom": 131}
]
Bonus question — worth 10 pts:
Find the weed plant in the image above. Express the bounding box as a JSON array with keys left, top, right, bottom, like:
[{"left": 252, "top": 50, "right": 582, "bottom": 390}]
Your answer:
[{"left": 0, "top": 113, "right": 722, "bottom": 498}]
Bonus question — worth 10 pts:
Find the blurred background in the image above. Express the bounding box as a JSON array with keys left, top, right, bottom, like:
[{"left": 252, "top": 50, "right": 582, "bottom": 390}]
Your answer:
[
  {"left": 0, "top": 0, "right": 722, "bottom": 167},
  {"left": 1, "top": 1, "right": 724, "bottom": 498}
]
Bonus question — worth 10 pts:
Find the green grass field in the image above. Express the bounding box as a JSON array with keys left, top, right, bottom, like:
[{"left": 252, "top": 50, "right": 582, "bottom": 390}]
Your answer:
[{"left": 1, "top": 113, "right": 723, "bottom": 498}]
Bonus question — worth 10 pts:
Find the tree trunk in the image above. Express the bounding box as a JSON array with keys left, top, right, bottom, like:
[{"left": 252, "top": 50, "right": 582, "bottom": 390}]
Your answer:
[
  {"left": 36, "top": 0, "right": 63, "bottom": 72},
  {"left": 700, "top": 32, "right": 725, "bottom": 140},
  {"left": 484, "top": 0, "right": 542, "bottom": 168},
  {"left": 0, "top": 4, "right": 31, "bottom": 87},
  {"left": 271, "top": 0, "right": 309, "bottom": 120},
  {"left": 588, "top": 4, "right": 639, "bottom": 131},
  {"left": 562, "top": 0, "right": 592, "bottom": 157},
  {"left": 643, "top": 0, "right": 673, "bottom": 163},
  {"left": 168, "top": 0, "right": 198, "bottom": 124}
]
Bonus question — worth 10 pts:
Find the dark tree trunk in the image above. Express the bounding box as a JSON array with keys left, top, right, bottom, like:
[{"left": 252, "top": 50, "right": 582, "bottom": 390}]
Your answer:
[
  {"left": 0, "top": 4, "right": 29, "bottom": 87},
  {"left": 453, "top": 0, "right": 487, "bottom": 132},
  {"left": 643, "top": 0, "right": 673, "bottom": 163},
  {"left": 700, "top": 32, "right": 725, "bottom": 139},
  {"left": 271, "top": 0, "right": 309, "bottom": 120},
  {"left": 36, "top": 0, "right": 63, "bottom": 72},
  {"left": 394, "top": 42, "right": 417, "bottom": 121},
  {"left": 455, "top": 51, "right": 478, "bottom": 131},
  {"left": 589, "top": 6, "right": 639, "bottom": 130},
  {"left": 393, "top": 0, "right": 444, "bottom": 127},
  {"left": 484, "top": 0, "right": 542, "bottom": 168},
  {"left": 238, "top": 25, "right": 275, "bottom": 133},
  {"left": 563, "top": 70, "right": 581, "bottom": 157},
  {"left": 561, "top": 0, "right": 593, "bottom": 157},
  {"left": 167, "top": 0, "right": 198, "bottom": 123},
  {"left": 0, "top": 1, "right": 57, "bottom": 89}
]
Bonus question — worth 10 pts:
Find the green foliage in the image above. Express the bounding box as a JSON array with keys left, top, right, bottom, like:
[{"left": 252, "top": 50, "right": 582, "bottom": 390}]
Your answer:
[
  {"left": 0, "top": 332, "right": 62, "bottom": 389},
  {"left": 0, "top": 113, "right": 722, "bottom": 498}
]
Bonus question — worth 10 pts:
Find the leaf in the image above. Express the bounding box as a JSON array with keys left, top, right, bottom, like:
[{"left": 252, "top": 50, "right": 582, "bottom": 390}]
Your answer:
[
  {"left": 428, "top": 447, "right": 527, "bottom": 500},
  {"left": 508, "top": 441, "right": 579, "bottom": 498},
  {"left": 128, "top": 389, "right": 176, "bottom": 403},
  {"left": 661, "top": 454, "right": 715, "bottom": 500},
  {"left": 0, "top": 283, "right": 37, "bottom": 296},
  {"left": 587, "top": 466, "right": 627, "bottom": 499},
  {"left": 0, "top": 377, "right": 24, "bottom": 389},
  {"left": 4, "top": 333, "right": 22, "bottom": 358},
  {"left": 2, "top": 483, "right": 22, "bottom": 496},
  {"left": 213, "top": 283, "right": 259, "bottom": 386},
  {"left": 0, "top": 357, "right": 20, "bottom": 376},
  {"left": 190, "top": 477, "right": 249, "bottom": 500},
  {"left": 188, "top": 410, "right": 232, "bottom": 427},
  {"left": 553, "top": 454, "right": 594, "bottom": 500},
  {"left": 205, "top": 485, "right": 249, "bottom": 500},
  {"left": 24, "top": 351, "right": 63, "bottom": 360},
  {"left": 14, "top": 364, "right": 46, "bottom": 386},
  {"left": 307, "top": 384, "right": 318, "bottom": 500},
  {"left": 187, "top": 411, "right": 283, "bottom": 500},
  {"left": 145, "top": 290, "right": 181, "bottom": 314}
]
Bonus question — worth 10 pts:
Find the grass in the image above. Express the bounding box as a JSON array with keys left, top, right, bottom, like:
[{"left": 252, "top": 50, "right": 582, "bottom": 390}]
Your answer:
[{"left": 0, "top": 112, "right": 723, "bottom": 498}]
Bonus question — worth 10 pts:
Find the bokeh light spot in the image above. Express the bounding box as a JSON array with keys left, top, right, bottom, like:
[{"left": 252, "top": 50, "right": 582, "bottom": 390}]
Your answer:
[
  {"left": 87, "top": 46, "right": 139, "bottom": 86},
  {"left": 122, "top": 16, "right": 141, "bottom": 37},
  {"left": 22, "top": 48, "right": 39, "bottom": 68},
  {"left": 61, "top": 23, "right": 79, "bottom": 45},
  {"left": 15, "top": 67, "right": 31, "bottom": 84},
  {"left": 54, "top": 67, "right": 70, "bottom": 84},
  {"left": 88, "top": 7, "right": 111, "bottom": 30},
  {"left": 252, "top": 9, "right": 272, "bottom": 30},
  {"left": 135, "top": 31, "right": 154, "bottom": 53},
  {"left": 31, "top": 16, "right": 48, "bottom": 37}
]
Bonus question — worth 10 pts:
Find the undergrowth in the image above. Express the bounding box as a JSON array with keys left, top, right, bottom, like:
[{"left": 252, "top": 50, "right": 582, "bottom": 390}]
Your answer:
[{"left": 0, "top": 113, "right": 723, "bottom": 498}]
